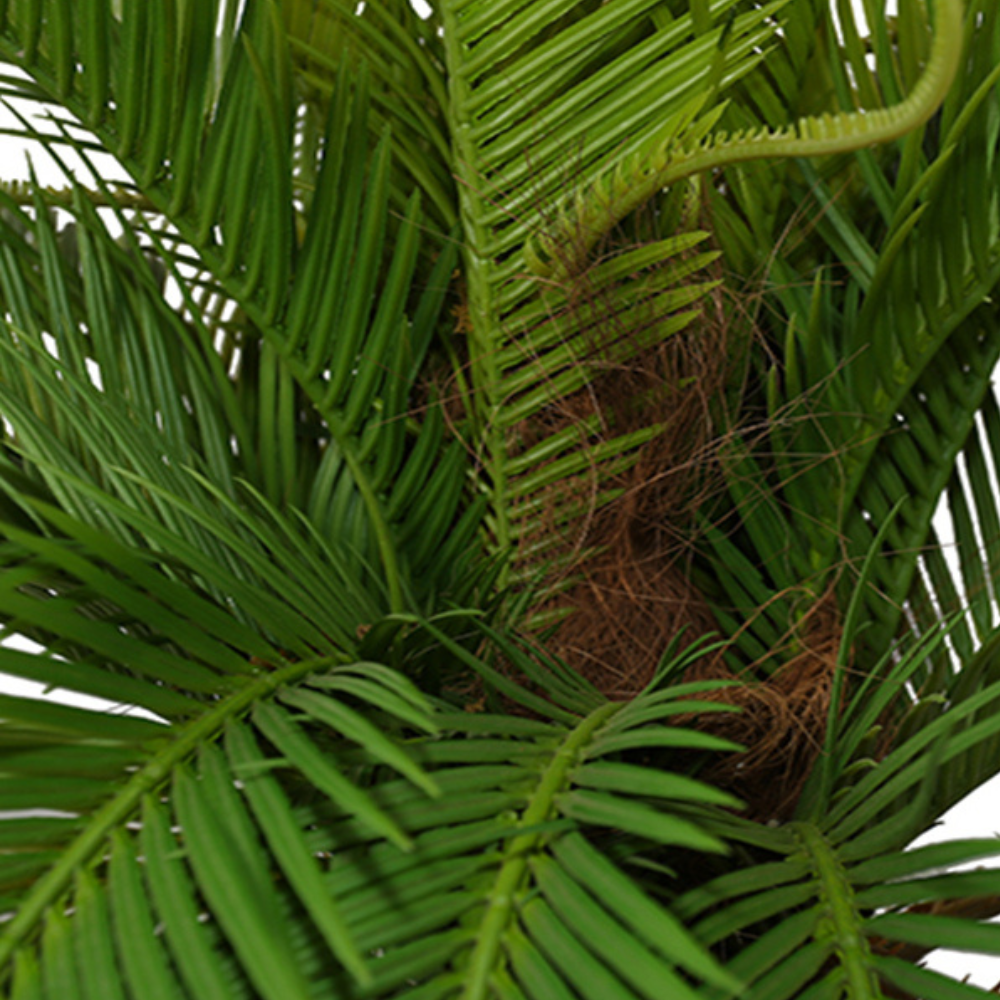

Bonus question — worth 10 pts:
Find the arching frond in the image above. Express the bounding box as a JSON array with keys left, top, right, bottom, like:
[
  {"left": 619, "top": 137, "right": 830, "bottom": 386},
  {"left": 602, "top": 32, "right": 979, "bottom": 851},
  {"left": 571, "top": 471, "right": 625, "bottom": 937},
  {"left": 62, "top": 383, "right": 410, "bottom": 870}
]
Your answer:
[
  {"left": 525, "top": 0, "right": 963, "bottom": 279},
  {"left": 695, "top": 0, "right": 1000, "bottom": 684},
  {"left": 435, "top": 0, "right": 786, "bottom": 586},
  {"left": 0, "top": 8, "right": 476, "bottom": 614},
  {"left": 0, "top": 495, "right": 446, "bottom": 998},
  {"left": 675, "top": 632, "right": 1000, "bottom": 1000}
]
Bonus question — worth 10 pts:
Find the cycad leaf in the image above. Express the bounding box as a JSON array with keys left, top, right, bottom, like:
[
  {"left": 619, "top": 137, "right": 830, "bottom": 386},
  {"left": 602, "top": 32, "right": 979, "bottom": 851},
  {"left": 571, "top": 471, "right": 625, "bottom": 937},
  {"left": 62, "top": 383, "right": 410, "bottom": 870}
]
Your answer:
[
  {"left": 672, "top": 665, "right": 1000, "bottom": 999},
  {"left": 434, "top": 0, "right": 785, "bottom": 586},
  {"left": 0, "top": 2, "right": 473, "bottom": 615},
  {"left": 294, "top": 634, "right": 745, "bottom": 999},
  {"left": 694, "top": 0, "right": 1000, "bottom": 684},
  {"left": 0, "top": 500, "right": 443, "bottom": 993}
]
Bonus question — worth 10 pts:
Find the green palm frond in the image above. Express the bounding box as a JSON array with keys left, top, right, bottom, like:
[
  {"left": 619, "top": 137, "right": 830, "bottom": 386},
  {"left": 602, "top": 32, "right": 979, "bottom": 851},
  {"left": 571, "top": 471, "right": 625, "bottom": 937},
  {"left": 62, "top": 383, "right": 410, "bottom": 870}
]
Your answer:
[
  {"left": 695, "top": 0, "right": 1000, "bottom": 680},
  {"left": 216, "top": 630, "right": 747, "bottom": 1000},
  {"left": 0, "top": 2, "right": 476, "bottom": 615},
  {"left": 678, "top": 821, "right": 1000, "bottom": 1000},
  {"left": 0, "top": 495, "right": 446, "bottom": 997},
  {"left": 524, "top": 0, "right": 963, "bottom": 279},
  {"left": 280, "top": 0, "right": 456, "bottom": 230},
  {"left": 436, "top": 0, "right": 789, "bottom": 585},
  {"left": 673, "top": 632, "right": 1000, "bottom": 1000},
  {"left": 0, "top": 197, "right": 395, "bottom": 646},
  {"left": 0, "top": 580, "right": 746, "bottom": 999}
]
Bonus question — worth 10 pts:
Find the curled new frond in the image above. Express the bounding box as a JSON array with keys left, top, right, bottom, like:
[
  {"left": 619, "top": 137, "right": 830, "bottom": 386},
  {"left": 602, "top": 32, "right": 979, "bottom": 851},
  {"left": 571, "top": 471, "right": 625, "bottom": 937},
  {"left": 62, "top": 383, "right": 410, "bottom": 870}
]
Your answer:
[{"left": 528, "top": 0, "right": 965, "bottom": 279}]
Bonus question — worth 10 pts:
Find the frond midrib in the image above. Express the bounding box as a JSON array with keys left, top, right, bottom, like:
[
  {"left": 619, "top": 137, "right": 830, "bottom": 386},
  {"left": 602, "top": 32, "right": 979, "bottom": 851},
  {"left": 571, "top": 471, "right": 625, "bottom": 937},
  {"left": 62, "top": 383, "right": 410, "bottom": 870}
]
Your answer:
[{"left": 0, "top": 652, "right": 337, "bottom": 969}]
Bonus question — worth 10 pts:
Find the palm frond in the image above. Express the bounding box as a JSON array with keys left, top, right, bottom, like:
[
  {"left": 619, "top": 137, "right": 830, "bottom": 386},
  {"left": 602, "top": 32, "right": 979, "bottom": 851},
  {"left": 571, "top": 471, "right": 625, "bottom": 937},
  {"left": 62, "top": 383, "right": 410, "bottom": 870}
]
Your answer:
[
  {"left": 674, "top": 651, "right": 1000, "bottom": 1000},
  {"left": 695, "top": 0, "right": 1000, "bottom": 680},
  {"left": 0, "top": 578, "right": 748, "bottom": 999},
  {"left": 0, "top": 495, "right": 451, "bottom": 997},
  {"left": 524, "top": 0, "right": 963, "bottom": 280},
  {"left": 280, "top": 0, "right": 456, "bottom": 230},
  {"left": 237, "top": 630, "right": 747, "bottom": 1000},
  {"left": 434, "top": 0, "right": 787, "bottom": 587},
  {"left": 0, "top": 4, "right": 476, "bottom": 614}
]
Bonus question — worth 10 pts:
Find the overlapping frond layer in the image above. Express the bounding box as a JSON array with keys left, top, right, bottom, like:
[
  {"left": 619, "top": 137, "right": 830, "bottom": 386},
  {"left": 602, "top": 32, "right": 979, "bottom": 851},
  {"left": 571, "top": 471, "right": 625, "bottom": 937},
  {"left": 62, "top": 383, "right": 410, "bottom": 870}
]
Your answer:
[
  {"left": 696, "top": 0, "right": 1000, "bottom": 681},
  {"left": 0, "top": 568, "right": 441, "bottom": 999},
  {"left": 675, "top": 642, "right": 1000, "bottom": 1000},
  {"left": 0, "top": 445, "right": 447, "bottom": 994},
  {"left": 0, "top": 589, "right": 750, "bottom": 999},
  {"left": 281, "top": 0, "right": 456, "bottom": 229},
  {"left": 0, "top": 3, "right": 476, "bottom": 614},
  {"left": 367, "top": 624, "right": 1000, "bottom": 1000},
  {"left": 832, "top": 1, "right": 1000, "bottom": 657},
  {"left": 234, "top": 633, "right": 747, "bottom": 1000},
  {"left": 440, "top": 0, "right": 782, "bottom": 579}
]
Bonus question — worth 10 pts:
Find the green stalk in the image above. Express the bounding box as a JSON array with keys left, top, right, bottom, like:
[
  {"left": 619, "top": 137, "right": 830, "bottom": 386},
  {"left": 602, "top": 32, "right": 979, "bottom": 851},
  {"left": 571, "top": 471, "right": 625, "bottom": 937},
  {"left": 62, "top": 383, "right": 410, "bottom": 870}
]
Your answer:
[
  {"left": 461, "top": 701, "right": 621, "bottom": 1000},
  {"left": 0, "top": 655, "right": 338, "bottom": 972},
  {"left": 440, "top": 1, "right": 513, "bottom": 567},
  {"left": 529, "top": 0, "right": 966, "bottom": 279},
  {"left": 792, "top": 822, "right": 881, "bottom": 998}
]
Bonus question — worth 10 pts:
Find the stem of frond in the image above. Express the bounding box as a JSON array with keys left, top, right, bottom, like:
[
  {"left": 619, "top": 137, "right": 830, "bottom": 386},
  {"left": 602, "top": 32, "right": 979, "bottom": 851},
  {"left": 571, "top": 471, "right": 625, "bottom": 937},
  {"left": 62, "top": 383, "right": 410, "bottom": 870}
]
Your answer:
[
  {"left": 460, "top": 701, "right": 621, "bottom": 1000},
  {"left": 0, "top": 654, "right": 342, "bottom": 972},
  {"left": 792, "top": 821, "right": 882, "bottom": 998},
  {"left": 530, "top": 0, "right": 966, "bottom": 280}
]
